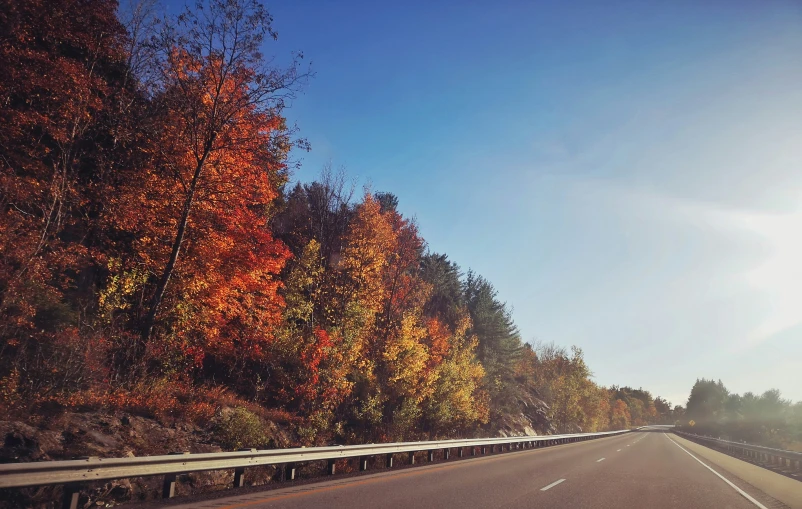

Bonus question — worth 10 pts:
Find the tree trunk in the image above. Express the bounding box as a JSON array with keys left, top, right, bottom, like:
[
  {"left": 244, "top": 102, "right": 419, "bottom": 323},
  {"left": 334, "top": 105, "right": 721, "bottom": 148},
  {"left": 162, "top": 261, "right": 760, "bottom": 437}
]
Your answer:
[{"left": 141, "top": 148, "right": 211, "bottom": 344}]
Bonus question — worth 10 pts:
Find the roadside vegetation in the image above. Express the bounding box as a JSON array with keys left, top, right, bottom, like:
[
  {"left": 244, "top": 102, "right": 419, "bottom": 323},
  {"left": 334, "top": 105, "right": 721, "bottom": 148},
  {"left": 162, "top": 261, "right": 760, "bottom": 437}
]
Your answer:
[{"left": 681, "top": 379, "right": 802, "bottom": 451}]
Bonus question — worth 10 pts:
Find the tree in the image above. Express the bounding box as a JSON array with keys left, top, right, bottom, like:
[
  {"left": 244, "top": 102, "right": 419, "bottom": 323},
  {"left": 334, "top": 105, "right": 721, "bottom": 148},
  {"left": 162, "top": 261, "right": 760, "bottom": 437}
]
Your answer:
[
  {"left": 0, "top": 0, "right": 132, "bottom": 400},
  {"left": 654, "top": 397, "right": 673, "bottom": 424},
  {"left": 138, "top": 0, "right": 307, "bottom": 344},
  {"left": 686, "top": 379, "right": 729, "bottom": 431},
  {"left": 463, "top": 272, "right": 522, "bottom": 405},
  {"left": 374, "top": 192, "right": 399, "bottom": 213},
  {"left": 420, "top": 253, "right": 464, "bottom": 329},
  {"left": 610, "top": 399, "right": 631, "bottom": 429},
  {"left": 423, "top": 316, "right": 488, "bottom": 436}
]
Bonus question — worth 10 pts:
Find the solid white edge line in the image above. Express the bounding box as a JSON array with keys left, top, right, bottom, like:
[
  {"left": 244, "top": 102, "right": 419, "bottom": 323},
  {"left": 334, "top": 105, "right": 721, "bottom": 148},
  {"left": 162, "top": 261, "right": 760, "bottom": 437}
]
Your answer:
[
  {"left": 596, "top": 457, "right": 606, "bottom": 462},
  {"left": 540, "top": 479, "right": 566, "bottom": 491},
  {"left": 664, "top": 434, "right": 768, "bottom": 509}
]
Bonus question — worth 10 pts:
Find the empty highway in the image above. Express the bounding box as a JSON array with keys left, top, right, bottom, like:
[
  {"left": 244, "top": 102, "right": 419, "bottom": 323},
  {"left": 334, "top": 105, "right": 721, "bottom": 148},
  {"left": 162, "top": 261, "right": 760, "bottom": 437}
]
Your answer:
[{"left": 165, "top": 431, "right": 802, "bottom": 509}]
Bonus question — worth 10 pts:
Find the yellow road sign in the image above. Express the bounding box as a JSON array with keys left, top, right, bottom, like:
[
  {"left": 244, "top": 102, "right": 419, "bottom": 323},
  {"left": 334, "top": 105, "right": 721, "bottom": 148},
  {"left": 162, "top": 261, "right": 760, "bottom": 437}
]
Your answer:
[{"left": 688, "top": 420, "right": 695, "bottom": 427}]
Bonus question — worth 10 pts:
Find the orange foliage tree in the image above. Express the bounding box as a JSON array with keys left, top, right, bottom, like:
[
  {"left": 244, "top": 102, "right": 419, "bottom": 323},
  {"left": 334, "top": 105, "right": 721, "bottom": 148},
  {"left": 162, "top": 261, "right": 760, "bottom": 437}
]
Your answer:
[
  {"left": 102, "top": 0, "right": 307, "bottom": 382},
  {"left": 0, "top": 0, "right": 131, "bottom": 403}
]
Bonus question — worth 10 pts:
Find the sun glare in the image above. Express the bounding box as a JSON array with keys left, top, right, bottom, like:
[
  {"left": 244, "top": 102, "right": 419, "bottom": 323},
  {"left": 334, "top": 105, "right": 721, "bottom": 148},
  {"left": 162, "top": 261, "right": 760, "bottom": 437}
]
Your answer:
[{"left": 734, "top": 210, "right": 802, "bottom": 343}]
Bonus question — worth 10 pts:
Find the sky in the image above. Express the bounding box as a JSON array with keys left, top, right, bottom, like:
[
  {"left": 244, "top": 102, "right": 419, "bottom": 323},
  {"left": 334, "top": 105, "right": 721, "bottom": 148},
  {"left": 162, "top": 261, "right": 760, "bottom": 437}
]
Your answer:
[{"left": 252, "top": 0, "right": 802, "bottom": 406}]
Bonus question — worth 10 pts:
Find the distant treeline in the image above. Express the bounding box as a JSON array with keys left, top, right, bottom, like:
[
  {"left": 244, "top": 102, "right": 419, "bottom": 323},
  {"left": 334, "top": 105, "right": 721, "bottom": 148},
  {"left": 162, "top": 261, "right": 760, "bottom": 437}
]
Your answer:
[{"left": 682, "top": 379, "right": 802, "bottom": 450}]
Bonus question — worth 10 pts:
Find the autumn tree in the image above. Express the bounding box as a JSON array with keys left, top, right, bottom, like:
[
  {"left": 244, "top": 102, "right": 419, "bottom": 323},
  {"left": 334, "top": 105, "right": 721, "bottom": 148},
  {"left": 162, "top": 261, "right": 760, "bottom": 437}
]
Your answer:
[
  {"left": 422, "top": 315, "right": 489, "bottom": 436},
  {"left": 0, "top": 0, "right": 132, "bottom": 403},
  {"left": 272, "top": 165, "right": 354, "bottom": 266},
  {"left": 135, "top": 0, "right": 308, "bottom": 347},
  {"left": 610, "top": 399, "right": 631, "bottom": 429}
]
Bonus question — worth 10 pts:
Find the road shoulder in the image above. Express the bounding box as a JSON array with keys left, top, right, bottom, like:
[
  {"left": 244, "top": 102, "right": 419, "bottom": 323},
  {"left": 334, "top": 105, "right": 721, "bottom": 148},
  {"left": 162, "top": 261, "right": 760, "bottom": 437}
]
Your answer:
[{"left": 670, "top": 433, "right": 802, "bottom": 509}]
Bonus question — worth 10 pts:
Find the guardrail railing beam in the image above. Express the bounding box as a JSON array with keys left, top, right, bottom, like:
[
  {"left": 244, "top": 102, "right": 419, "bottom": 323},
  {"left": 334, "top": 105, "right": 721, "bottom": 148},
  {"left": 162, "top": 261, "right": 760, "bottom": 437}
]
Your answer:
[
  {"left": 2, "top": 429, "right": 633, "bottom": 505},
  {"left": 673, "top": 430, "right": 801, "bottom": 473}
]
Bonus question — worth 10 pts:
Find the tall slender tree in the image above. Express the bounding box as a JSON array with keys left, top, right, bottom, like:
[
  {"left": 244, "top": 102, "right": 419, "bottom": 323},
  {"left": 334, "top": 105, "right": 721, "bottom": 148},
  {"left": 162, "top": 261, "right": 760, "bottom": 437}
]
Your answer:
[{"left": 138, "top": 0, "right": 308, "bottom": 344}]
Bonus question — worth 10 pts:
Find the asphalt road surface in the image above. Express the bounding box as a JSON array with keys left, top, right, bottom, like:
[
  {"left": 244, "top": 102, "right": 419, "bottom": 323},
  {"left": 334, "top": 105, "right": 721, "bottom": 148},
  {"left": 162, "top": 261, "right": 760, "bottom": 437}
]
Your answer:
[{"left": 165, "top": 431, "right": 802, "bottom": 509}]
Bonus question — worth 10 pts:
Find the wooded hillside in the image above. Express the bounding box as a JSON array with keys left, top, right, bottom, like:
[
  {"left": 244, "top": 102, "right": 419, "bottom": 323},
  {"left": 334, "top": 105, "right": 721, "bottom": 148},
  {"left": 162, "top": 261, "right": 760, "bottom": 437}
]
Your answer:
[{"left": 2, "top": 0, "right": 683, "bottom": 447}]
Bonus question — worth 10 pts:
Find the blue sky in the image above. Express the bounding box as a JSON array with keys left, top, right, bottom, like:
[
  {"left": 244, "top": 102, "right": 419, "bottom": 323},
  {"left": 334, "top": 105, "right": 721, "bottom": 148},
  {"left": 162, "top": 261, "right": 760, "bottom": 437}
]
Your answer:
[{"left": 258, "top": 0, "right": 802, "bottom": 406}]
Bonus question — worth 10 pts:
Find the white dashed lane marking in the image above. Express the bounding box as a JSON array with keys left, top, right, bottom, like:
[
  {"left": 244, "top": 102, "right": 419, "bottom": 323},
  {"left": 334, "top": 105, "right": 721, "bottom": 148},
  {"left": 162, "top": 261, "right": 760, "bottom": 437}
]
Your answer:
[{"left": 540, "top": 479, "right": 566, "bottom": 491}]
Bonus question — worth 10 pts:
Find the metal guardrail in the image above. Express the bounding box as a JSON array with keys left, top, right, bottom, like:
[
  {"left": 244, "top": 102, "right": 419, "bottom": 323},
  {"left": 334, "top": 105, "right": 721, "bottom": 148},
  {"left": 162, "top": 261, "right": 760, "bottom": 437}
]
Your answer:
[
  {"left": 0, "top": 429, "right": 630, "bottom": 508},
  {"left": 673, "top": 430, "right": 802, "bottom": 472}
]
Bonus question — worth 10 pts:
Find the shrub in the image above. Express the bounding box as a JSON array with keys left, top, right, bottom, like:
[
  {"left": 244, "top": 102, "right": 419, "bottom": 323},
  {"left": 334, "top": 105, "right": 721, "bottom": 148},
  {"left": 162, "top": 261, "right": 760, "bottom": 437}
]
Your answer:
[{"left": 213, "top": 407, "right": 269, "bottom": 450}]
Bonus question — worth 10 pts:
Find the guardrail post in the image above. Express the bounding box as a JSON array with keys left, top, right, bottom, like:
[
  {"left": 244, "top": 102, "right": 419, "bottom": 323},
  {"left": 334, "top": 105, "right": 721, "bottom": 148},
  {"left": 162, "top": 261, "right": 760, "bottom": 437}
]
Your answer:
[
  {"left": 481, "top": 446, "right": 487, "bottom": 455},
  {"left": 386, "top": 454, "right": 394, "bottom": 468},
  {"left": 233, "top": 448, "right": 255, "bottom": 488},
  {"left": 162, "top": 452, "right": 189, "bottom": 499},
  {"left": 61, "top": 483, "right": 81, "bottom": 509},
  {"left": 458, "top": 447, "right": 464, "bottom": 458},
  {"left": 471, "top": 446, "right": 477, "bottom": 456},
  {"left": 285, "top": 462, "right": 297, "bottom": 480},
  {"left": 428, "top": 450, "right": 435, "bottom": 462},
  {"left": 163, "top": 473, "right": 177, "bottom": 499},
  {"left": 327, "top": 459, "right": 336, "bottom": 475},
  {"left": 444, "top": 449, "right": 450, "bottom": 460},
  {"left": 234, "top": 468, "right": 245, "bottom": 487},
  {"left": 409, "top": 451, "right": 416, "bottom": 465},
  {"left": 359, "top": 457, "right": 368, "bottom": 471}
]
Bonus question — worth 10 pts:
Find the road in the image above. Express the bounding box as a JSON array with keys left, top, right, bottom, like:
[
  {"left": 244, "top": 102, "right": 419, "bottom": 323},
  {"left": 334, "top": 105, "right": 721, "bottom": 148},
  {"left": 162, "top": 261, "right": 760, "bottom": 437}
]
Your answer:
[{"left": 165, "top": 430, "right": 801, "bottom": 509}]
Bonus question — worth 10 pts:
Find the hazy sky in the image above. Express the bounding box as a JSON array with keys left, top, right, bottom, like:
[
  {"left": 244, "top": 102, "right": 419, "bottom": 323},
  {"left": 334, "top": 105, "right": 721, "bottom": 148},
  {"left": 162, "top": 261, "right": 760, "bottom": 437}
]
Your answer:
[{"left": 261, "top": 0, "right": 802, "bottom": 406}]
